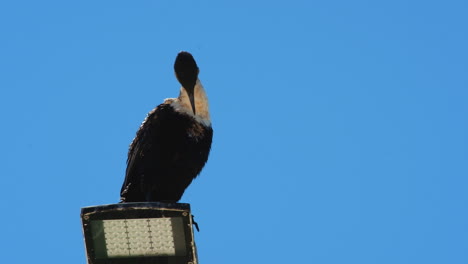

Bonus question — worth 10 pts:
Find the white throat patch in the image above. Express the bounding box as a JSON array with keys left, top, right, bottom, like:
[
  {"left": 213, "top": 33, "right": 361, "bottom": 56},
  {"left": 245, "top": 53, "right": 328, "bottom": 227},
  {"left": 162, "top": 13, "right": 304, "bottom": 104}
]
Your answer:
[{"left": 165, "top": 79, "right": 211, "bottom": 127}]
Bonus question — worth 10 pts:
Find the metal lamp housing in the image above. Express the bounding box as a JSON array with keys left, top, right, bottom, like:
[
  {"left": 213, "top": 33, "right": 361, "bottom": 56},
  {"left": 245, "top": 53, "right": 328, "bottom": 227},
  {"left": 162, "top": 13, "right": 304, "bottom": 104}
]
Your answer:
[{"left": 81, "top": 202, "right": 197, "bottom": 264}]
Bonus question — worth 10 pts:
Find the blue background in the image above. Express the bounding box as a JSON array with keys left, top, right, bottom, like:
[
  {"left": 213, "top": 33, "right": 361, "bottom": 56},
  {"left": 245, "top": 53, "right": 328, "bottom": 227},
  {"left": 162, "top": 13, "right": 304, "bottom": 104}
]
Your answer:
[{"left": 1, "top": 1, "right": 467, "bottom": 263}]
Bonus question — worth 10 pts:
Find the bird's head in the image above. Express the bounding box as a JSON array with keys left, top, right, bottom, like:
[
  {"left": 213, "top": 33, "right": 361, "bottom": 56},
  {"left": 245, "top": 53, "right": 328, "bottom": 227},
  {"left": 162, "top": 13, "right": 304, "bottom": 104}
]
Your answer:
[{"left": 174, "top": 51, "right": 199, "bottom": 115}]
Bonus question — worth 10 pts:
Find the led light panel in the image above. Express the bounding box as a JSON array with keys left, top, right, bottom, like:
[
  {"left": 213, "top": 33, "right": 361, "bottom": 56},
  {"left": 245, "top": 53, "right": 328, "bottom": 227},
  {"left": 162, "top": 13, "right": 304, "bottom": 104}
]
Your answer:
[{"left": 90, "top": 217, "right": 187, "bottom": 258}]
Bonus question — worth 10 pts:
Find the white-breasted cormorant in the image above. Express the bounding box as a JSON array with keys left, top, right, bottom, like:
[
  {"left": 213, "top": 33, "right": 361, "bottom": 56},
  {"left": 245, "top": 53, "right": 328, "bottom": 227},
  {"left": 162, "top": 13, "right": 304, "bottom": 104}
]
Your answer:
[{"left": 120, "top": 51, "right": 212, "bottom": 203}]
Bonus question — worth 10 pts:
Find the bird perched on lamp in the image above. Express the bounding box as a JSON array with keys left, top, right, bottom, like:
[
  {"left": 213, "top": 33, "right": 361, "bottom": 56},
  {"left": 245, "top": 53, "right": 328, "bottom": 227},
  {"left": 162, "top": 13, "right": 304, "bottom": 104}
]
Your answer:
[{"left": 120, "top": 51, "right": 213, "bottom": 203}]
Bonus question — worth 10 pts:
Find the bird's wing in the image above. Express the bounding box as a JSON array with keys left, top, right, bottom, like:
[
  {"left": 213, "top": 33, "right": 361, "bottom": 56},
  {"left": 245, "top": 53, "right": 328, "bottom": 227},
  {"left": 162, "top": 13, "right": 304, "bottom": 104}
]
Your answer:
[{"left": 120, "top": 104, "right": 172, "bottom": 200}]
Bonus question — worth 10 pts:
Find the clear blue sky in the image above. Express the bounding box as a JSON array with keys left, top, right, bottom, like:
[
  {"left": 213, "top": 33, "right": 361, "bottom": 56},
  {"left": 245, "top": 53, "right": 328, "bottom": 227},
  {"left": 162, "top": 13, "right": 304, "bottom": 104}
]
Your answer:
[{"left": 1, "top": 1, "right": 467, "bottom": 263}]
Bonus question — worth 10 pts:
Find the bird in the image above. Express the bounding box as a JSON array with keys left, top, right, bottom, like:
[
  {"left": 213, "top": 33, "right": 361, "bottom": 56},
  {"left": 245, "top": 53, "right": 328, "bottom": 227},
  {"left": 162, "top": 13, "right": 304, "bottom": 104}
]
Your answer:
[{"left": 120, "top": 51, "right": 213, "bottom": 203}]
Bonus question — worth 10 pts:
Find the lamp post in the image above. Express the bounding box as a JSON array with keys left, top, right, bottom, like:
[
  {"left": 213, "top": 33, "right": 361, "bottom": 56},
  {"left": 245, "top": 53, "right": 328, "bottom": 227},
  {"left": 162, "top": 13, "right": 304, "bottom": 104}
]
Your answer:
[{"left": 81, "top": 202, "right": 198, "bottom": 264}]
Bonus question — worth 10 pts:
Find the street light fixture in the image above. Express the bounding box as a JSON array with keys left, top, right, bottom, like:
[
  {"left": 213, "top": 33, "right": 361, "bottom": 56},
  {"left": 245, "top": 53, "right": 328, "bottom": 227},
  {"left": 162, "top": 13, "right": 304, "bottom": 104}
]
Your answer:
[{"left": 81, "top": 202, "right": 198, "bottom": 264}]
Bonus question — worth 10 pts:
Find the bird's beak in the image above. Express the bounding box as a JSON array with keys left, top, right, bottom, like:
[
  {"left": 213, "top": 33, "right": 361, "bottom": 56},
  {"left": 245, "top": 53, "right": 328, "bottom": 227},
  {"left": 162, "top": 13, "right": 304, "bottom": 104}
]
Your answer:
[{"left": 187, "top": 87, "right": 196, "bottom": 115}]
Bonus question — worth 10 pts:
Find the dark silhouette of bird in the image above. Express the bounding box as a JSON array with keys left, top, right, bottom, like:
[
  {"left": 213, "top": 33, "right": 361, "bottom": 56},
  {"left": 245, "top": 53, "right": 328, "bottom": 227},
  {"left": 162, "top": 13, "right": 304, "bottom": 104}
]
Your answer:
[{"left": 120, "top": 51, "right": 213, "bottom": 203}]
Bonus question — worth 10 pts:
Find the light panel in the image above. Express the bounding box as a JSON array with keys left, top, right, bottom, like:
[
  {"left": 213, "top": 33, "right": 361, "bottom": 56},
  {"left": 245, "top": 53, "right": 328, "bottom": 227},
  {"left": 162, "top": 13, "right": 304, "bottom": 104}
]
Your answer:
[
  {"left": 81, "top": 202, "right": 197, "bottom": 264},
  {"left": 90, "top": 217, "right": 187, "bottom": 258}
]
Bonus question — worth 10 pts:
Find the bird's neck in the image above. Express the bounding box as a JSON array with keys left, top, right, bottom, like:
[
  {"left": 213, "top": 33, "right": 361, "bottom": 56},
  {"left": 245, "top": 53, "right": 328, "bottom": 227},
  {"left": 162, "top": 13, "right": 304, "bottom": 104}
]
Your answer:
[{"left": 170, "top": 79, "right": 211, "bottom": 126}]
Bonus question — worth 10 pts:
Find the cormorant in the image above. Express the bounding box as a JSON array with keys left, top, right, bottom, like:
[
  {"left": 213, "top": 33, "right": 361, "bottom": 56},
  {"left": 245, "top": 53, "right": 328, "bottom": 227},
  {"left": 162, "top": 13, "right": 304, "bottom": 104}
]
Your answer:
[{"left": 120, "top": 51, "right": 212, "bottom": 203}]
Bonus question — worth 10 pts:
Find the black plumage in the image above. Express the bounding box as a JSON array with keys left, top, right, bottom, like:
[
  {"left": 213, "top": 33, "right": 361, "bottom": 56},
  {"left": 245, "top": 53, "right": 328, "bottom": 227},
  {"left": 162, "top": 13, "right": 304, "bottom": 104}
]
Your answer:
[{"left": 120, "top": 52, "right": 212, "bottom": 203}]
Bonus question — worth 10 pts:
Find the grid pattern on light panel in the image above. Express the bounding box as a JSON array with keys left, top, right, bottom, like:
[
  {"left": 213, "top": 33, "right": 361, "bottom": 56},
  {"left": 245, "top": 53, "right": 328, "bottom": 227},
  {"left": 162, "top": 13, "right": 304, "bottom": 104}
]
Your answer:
[{"left": 90, "top": 217, "right": 186, "bottom": 258}]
